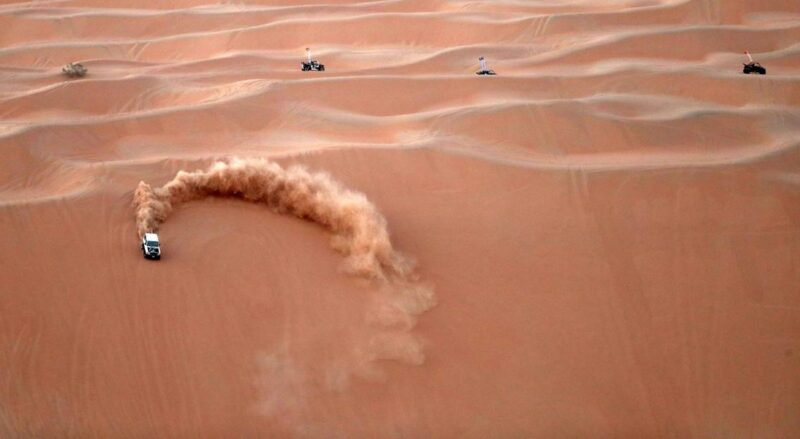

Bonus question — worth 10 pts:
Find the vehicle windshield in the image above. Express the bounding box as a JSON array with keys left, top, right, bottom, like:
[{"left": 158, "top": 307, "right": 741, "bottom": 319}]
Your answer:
[{"left": 146, "top": 241, "right": 159, "bottom": 247}]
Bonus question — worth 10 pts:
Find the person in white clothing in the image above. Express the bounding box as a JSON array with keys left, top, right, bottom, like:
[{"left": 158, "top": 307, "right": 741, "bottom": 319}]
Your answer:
[{"left": 476, "top": 56, "right": 495, "bottom": 75}]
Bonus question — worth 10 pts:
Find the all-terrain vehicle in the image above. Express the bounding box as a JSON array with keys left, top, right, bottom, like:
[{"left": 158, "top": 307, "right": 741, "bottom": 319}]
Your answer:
[
  {"left": 141, "top": 233, "right": 161, "bottom": 260},
  {"left": 742, "top": 51, "right": 766, "bottom": 75},
  {"left": 62, "top": 63, "right": 87, "bottom": 78},
  {"left": 301, "top": 47, "right": 325, "bottom": 71},
  {"left": 743, "top": 62, "right": 766, "bottom": 75},
  {"left": 302, "top": 60, "right": 325, "bottom": 71},
  {"left": 475, "top": 56, "right": 496, "bottom": 76}
]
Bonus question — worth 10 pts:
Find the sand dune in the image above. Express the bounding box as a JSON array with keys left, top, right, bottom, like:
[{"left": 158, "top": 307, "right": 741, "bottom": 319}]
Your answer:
[{"left": 1, "top": 0, "right": 799, "bottom": 437}]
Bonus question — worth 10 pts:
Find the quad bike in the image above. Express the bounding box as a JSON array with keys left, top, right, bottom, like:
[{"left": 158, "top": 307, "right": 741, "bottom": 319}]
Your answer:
[
  {"left": 62, "top": 63, "right": 87, "bottom": 78},
  {"left": 301, "top": 60, "right": 325, "bottom": 71},
  {"left": 743, "top": 62, "right": 766, "bottom": 75},
  {"left": 302, "top": 47, "right": 325, "bottom": 71},
  {"left": 742, "top": 51, "right": 766, "bottom": 75}
]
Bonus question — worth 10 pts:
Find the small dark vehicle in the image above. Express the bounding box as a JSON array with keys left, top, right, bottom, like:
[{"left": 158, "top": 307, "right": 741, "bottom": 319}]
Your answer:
[
  {"left": 301, "top": 60, "right": 325, "bottom": 71},
  {"left": 141, "top": 233, "right": 161, "bottom": 260},
  {"left": 742, "top": 51, "right": 765, "bottom": 75},
  {"left": 302, "top": 47, "right": 324, "bottom": 71},
  {"left": 743, "top": 62, "right": 766, "bottom": 75}
]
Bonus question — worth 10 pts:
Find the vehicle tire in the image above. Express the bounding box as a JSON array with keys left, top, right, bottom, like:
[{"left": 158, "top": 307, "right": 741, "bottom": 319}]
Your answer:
[{"left": 320, "top": 66, "right": 325, "bottom": 71}]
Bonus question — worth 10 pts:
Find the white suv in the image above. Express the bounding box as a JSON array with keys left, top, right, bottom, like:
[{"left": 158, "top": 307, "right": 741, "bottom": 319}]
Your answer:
[{"left": 141, "top": 233, "right": 161, "bottom": 260}]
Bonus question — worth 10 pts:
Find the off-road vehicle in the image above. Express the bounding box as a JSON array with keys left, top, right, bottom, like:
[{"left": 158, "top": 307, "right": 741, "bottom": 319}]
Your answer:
[
  {"left": 743, "top": 62, "right": 766, "bottom": 75},
  {"left": 302, "top": 60, "right": 325, "bottom": 71},
  {"left": 62, "top": 63, "right": 87, "bottom": 78},
  {"left": 141, "top": 233, "right": 161, "bottom": 260},
  {"left": 742, "top": 51, "right": 766, "bottom": 75},
  {"left": 302, "top": 48, "right": 325, "bottom": 71}
]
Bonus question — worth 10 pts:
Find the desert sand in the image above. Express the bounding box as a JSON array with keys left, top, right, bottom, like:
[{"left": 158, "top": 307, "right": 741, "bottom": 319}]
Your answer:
[{"left": 1, "top": 0, "right": 799, "bottom": 437}]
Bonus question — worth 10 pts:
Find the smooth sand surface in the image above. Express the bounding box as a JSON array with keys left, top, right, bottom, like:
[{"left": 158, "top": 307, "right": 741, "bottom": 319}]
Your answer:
[{"left": 1, "top": 0, "right": 799, "bottom": 437}]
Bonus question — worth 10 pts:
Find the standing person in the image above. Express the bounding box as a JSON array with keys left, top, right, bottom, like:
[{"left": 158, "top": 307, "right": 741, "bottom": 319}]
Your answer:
[
  {"left": 306, "top": 48, "right": 312, "bottom": 63},
  {"left": 476, "top": 56, "right": 495, "bottom": 75}
]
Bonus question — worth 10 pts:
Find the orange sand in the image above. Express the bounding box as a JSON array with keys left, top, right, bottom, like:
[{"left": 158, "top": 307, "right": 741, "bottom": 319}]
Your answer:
[{"left": 1, "top": 0, "right": 799, "bottom": 437}]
